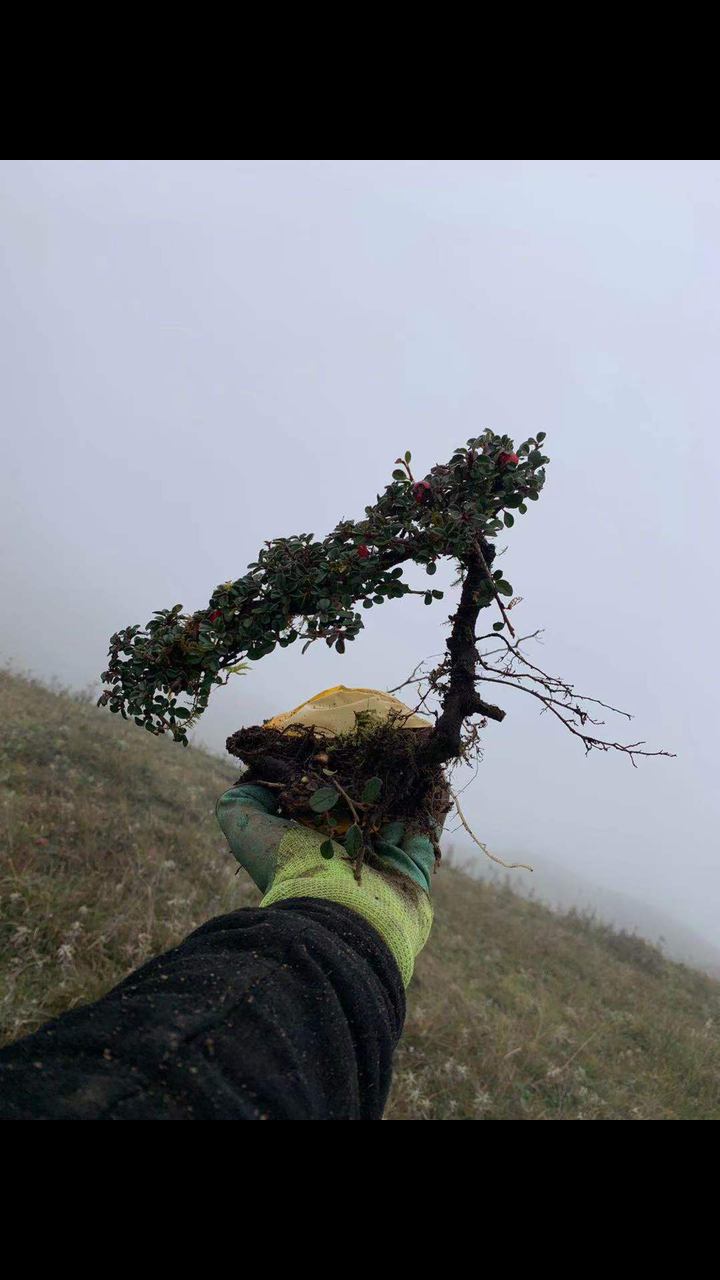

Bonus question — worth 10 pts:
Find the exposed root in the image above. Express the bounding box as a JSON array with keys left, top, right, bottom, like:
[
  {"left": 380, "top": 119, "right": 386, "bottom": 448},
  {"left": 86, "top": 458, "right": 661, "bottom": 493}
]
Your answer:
[
  {"left": 450, "top": 788, "right": 533, "bottom": 873},
  {"left": 226, "top": 713, "right": 452, "bottom": 876}
]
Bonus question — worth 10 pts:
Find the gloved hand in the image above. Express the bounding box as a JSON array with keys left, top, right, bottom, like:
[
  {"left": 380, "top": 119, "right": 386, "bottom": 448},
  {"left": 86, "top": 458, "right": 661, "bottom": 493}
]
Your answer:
[{"left": 216, "top": 783, "right": 437, "bottom": 986}]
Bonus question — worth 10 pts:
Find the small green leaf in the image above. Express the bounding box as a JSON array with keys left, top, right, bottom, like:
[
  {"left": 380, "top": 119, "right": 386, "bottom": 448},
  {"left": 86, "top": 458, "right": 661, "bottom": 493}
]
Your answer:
[
  {"left": 320, "top": 840, "right": 335, "bottom": 860},
  {"left": 518, "top": 502, "right": 527, "bottom": 514},
  {"left": 335, "top": 638, "right": 345, "bottom": 654},
  {"left": 504, "top": 512, "right": 514, "bottom": 527},
  {"left": 392, "top": 469, "right": 406, "bottom": 481},
  {"left": 424, "top": 592, "right": 432, "bottom": 605},
  {"left": 405, "top": 450, "right": 412, "bottom": 463},
  {"left": 496, "top": 579, "right": 513, "bottom": 596},
  {"left": 426, "top": 562, "right": 437, "bottom": 575},
  {"left": 431, "top": 589, "right": 444, "bottom": 599},
  {"left": 309, "top": 787, "right": 340, "bottom": 813},
  {"left": 344, "top": 824, "right": 363, "bottom": 857},
  {"left": 362, "top": 776, "right": 383, "bottom": 803},
  {"left": 536, "top": 431, "right": 546, "bottom": 442},
  {"left": 493, "top": 621, "right": 505, "bottom": 631}
]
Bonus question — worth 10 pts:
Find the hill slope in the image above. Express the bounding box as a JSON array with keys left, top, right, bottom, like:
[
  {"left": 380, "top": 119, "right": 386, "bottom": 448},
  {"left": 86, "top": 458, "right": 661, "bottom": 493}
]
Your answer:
[
  {"left": 455, "top": 851, "right": 720, "bottom": 978},
  {"left": 2, "top": 670, "right": 719, "bottom": 1119}
]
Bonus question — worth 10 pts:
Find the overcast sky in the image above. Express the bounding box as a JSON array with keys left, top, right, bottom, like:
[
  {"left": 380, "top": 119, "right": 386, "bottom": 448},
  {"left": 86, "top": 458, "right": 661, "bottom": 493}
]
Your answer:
[{"left": 1, "top": 160, "right": 718, "bottom": 945}]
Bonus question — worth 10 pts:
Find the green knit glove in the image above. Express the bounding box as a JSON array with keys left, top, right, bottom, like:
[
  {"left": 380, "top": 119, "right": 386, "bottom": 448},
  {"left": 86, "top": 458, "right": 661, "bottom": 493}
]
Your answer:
[{"left": 216, "top": 784, "right": 436, "bottom": 986}]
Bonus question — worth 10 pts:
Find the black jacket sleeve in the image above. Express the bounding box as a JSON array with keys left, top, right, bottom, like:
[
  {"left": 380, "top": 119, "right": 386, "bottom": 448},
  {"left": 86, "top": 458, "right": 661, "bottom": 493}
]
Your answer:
[{"left": 0, "top": 899, "right": 405, "bottom": 1120}]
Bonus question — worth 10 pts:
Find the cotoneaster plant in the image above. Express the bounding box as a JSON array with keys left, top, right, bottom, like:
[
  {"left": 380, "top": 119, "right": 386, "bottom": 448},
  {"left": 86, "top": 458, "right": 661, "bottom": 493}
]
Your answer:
[{"left": 100, "top": 428, "right": 671, "bottom": 874}]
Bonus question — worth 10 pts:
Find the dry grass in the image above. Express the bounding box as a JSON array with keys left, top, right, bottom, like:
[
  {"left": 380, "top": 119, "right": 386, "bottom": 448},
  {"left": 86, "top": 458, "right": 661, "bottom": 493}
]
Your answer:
[
  {"left": 385, "top": 872, "right": 720, "bottom": 1119},
  {"left": 0, "top": 669, "right": 258, "bottom": 1046},
  {"left": 2, "top": 669, "right": 719, "bottom": 1119}
]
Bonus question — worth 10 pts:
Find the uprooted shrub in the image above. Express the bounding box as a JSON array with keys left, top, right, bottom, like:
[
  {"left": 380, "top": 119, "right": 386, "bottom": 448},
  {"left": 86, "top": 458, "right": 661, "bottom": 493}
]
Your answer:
[{"left": 100, "top": 431, "right": 672, "bottom": 873}]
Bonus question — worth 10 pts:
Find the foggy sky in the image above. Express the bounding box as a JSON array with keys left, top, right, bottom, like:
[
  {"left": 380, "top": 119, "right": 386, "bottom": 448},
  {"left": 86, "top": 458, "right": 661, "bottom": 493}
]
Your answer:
[{"left": 1, "top": 160, "right": 718, "bottom": 945}]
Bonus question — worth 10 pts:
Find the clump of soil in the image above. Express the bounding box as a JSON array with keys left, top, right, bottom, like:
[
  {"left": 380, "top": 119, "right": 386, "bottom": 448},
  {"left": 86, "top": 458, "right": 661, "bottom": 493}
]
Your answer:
[{"left": 226, "top": 711, "right": 451, "bottom": 862}]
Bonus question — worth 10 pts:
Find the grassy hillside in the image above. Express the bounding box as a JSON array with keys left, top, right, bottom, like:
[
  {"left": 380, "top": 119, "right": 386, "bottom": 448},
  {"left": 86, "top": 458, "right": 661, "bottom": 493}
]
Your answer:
[
  {"left": 0, "top": 670, "right": 252, "bottom": 1044},
  {"left": 2, "top": 670, "right": 719, "bottom": 1120}
]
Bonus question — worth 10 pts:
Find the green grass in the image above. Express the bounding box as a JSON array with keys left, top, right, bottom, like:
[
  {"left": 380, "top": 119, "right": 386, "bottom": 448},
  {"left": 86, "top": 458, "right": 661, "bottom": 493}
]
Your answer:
[{"left": 2, "top": 669, "right": 719, "bottom": 1119}]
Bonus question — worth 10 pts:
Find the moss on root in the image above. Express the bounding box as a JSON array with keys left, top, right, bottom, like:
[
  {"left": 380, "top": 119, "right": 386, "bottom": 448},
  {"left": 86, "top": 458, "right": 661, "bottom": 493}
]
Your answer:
[{"left": 226, "top": 711, "right": 452, "bottom": 855}]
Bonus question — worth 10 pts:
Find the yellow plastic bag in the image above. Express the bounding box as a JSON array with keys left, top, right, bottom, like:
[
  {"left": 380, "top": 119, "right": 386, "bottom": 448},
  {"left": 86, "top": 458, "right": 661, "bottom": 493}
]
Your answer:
[{"left": 264, "top": 684, "right": 431, "bottom": 737}]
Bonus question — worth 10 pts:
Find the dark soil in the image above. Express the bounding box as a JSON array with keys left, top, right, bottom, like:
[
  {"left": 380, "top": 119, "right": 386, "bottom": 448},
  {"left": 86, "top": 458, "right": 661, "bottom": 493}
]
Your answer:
[{"left": 226, "top": 713, "right": 451, "bottom": 859}]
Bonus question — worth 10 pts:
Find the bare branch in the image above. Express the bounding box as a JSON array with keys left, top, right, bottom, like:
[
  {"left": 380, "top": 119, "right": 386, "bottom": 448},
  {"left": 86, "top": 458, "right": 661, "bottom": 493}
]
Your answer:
[
  {"left": 476, "top": 630, "right": 634, "bottom": 720},
  {"left": 471, "top": 674, "right": 675, "bottom": 765},
  {"left": 393, "top": 620, "right": 673, "bottom": 772},
  {"left": 470, "top": 693, "right": 506, "bottom": 723}
]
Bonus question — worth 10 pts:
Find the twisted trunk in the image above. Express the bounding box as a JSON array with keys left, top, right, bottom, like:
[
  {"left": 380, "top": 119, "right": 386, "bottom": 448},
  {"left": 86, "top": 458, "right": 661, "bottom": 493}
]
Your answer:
[{"left": 418, "top": 542, "right": 505, "bottom": 768}]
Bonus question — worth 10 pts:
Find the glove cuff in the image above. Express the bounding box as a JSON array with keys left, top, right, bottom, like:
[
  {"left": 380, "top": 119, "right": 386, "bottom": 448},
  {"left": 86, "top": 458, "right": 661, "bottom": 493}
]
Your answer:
[{"left": 260, "top": 828, "right": 433, "bottom": 986}]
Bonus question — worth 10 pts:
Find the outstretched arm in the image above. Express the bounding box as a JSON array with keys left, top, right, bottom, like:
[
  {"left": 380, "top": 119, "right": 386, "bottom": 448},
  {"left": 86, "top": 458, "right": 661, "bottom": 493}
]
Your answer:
[{"left": 0, "top": 786, "right": 437, "bottom": 1120}]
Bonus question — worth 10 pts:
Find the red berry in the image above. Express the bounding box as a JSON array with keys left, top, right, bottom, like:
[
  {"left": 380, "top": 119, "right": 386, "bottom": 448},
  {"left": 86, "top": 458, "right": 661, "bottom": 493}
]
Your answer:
[
  {"left": 208, "top": 609, "right": 222, "bottom": 623},
  {"left": 413, "top": 480, "right": 432, "bottom": 504},
  {"left": 357, "top": 545, "right": 370, "bottom": 558},
  {"left": 498, "top": 452, "right": 519, "bottom": 468}
]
